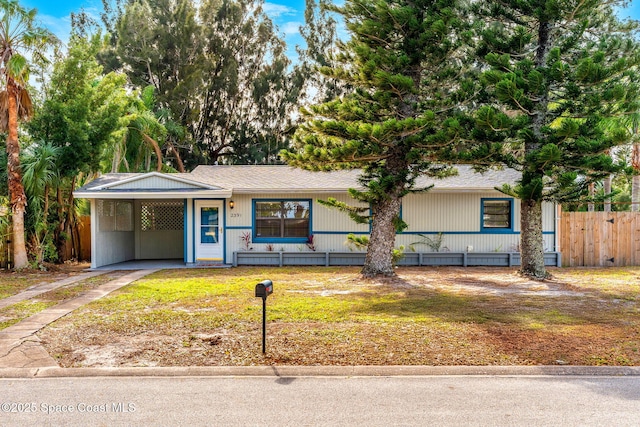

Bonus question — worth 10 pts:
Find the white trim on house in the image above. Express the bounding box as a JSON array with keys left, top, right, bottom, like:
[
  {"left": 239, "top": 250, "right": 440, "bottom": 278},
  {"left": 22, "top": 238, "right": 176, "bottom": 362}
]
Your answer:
[{"left": 74, "top": 190, "right": 232, "bottom": 199}]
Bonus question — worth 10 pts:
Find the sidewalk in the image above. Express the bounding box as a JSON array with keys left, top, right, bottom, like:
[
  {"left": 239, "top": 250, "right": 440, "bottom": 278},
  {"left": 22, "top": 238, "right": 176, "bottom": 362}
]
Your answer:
[{"left": 0, "top": 269, "right": 157, "bottom": 369}]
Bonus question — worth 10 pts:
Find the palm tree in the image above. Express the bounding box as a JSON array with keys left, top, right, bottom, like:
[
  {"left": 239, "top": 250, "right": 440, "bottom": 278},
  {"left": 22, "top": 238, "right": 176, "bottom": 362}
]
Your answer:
[
  {"left": 22, "top": 142, "right": 60, "bottom": 263},
  {"left": 0, "top": 0, "right": 58, "bottom": 268},
  {"left": 108, "top": 86, "right": 186, "bottom": 173}
]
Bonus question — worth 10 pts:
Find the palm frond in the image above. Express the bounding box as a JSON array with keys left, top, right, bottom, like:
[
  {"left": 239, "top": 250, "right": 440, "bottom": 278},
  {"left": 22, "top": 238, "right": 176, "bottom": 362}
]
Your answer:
[{"left": 0, "top": 88, "right": 33, "bottom": 131}]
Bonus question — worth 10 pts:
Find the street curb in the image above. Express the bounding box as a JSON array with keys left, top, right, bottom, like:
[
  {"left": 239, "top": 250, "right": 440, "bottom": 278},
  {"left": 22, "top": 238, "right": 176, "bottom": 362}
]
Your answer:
[{"left": 2, "top": 365, "right": 640, "bottom": 378}]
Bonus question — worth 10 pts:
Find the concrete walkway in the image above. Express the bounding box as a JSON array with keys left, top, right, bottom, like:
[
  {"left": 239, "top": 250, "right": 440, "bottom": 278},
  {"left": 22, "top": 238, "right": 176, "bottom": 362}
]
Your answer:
[
  {"left": 0, "top": 270, "right": 107, "bottom": 310},
  {"left": 0, "top": 269, "right": 157, "bottom": 368}
]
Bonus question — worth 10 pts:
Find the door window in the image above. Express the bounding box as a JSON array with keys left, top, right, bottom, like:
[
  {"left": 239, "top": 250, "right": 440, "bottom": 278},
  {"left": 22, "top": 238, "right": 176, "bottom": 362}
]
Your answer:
[{"left": 200, "top": 207, "right": 219, "bottom": 243}]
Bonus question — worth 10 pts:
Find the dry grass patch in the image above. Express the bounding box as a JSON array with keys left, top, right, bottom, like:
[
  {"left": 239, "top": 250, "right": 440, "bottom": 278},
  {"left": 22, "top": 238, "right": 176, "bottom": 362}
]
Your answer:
[
  {"left": 0, "top": 262, "right": 91, "bottom": 299},
  {"left": 37, "top": 266, "right": 640, "bottom": 367}
]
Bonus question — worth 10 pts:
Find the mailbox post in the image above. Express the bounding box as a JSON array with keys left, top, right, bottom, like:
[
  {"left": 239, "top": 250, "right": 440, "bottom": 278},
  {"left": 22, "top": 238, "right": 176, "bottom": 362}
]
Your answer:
[{"left": 255, "top": 280, "right": 273, "bottom": 354}]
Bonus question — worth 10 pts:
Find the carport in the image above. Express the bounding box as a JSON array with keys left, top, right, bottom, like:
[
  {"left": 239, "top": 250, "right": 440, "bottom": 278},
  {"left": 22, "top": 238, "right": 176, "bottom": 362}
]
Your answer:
[{"left": 74, "top": 172, "right": 231, "bottom": 269}]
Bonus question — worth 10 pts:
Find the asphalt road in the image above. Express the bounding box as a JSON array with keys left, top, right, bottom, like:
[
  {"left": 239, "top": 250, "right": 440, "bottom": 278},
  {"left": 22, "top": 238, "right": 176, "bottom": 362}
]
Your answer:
[{"left": 1, "top": 375, "right": 639, "bottom": 426}]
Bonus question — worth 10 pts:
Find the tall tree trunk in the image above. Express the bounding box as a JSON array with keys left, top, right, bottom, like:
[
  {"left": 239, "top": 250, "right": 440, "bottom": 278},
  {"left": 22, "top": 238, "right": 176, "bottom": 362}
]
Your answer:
[
  {"left": 361, "top": 195, "right": 401, "bottom": 278},
  {"left": 6, "top": 79, "right": 28, "bottom": 269},
  {"left": 518, "top": 20, "right": 551, "bottom": 279},
  {"left": 520, "top": 199, "right": 546, "bottom": 278},
  {"left": 56, "top": 176, "right": 77, "bottom": 262},
  {"left": 604, "top": 175, "right": 612, "bottom": 212},
  {"left": 142, "top": 134, "right": 163, "bottom": 171},
  {"left": 168, "top": 142, "right": 185, "bottom": 172},
  {"left": 588, "top": 182, "right": 595, "bottom": 212},
  {"left": 71, "top": 217, "right": 80, "bottom": 260}
]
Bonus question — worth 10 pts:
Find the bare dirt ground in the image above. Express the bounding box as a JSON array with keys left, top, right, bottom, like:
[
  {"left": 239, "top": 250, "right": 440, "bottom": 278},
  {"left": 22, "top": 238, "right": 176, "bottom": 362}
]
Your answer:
[{"left": 30, "top": 266, "right": 640, "bottom": 367}]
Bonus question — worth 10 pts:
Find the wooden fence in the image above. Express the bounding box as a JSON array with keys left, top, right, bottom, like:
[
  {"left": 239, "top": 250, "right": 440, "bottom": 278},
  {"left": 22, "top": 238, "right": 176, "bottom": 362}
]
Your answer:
[
  {"left": 560, "top": 211, "right": 640, "bottom": 267},
  {"left": 78, "top": 215, "right": 91, "bottom": 261}
]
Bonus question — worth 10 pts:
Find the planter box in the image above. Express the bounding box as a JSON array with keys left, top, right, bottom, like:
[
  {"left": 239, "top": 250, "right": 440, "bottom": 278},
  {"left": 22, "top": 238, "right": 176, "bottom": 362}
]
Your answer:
[
  {"left": 328, "top": 252, "right": 366, "bottom": 266},
  {"left": 232, "top": 251, "right": 562, "bottom": 268},
  {"left": 233, "top": 251, "right": 280, "bottom": 267},
  {"left": 282, "top": 252, "right": 328, "bottom": 266},
  {"left": 396, "top": 252, "right": 420, "bottom": 266},
  {"left": 466, "top": 252, "right": 513, "bottom": 267},
  {"left": 420, "top": 252, "right": 465, "bottom": 266},
  {"left": 543, "top": 252, "right": 562, "bottom": 267}
]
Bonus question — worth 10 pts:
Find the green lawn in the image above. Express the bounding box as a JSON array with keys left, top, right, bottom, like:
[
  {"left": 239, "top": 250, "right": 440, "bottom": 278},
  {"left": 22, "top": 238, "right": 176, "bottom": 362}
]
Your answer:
[{"left": 33, "top": 266, "right": 640, "bottom": 367}]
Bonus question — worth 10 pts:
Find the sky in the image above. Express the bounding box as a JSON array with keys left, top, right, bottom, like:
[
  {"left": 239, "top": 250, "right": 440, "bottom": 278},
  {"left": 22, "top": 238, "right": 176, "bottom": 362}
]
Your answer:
[
  {"left": 17, "top": 0, "right": 640, "bottom": 59},
  {"left": 21, "top": 0, "right": 308, "bottom": 59}
]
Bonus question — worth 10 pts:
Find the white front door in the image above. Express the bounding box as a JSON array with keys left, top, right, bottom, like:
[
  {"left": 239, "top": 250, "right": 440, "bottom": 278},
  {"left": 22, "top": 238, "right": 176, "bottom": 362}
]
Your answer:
[{"left": 195, "top": 200, "right": 223, "bottom": 262}]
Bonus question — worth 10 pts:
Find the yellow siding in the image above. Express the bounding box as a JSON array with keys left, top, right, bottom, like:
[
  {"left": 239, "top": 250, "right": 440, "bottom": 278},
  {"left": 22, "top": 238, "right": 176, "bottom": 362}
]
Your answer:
[
  {"left": 396, "top": 234, "right": 554, "bottom": 253},
  {"left": 224, "top": 192, "right": 368, "bottom": 256},
  {"left": 223, "top": 191, "right": 558, "bottom": 259},
  {"left": 226, "top": 192, "right": 367, "bottom": 232},
  {"left": 313, "top": 193, "right": 369, "bottom": 233},
  {"left": 403, "top": 192, "right": 515, "bottom": 232}
]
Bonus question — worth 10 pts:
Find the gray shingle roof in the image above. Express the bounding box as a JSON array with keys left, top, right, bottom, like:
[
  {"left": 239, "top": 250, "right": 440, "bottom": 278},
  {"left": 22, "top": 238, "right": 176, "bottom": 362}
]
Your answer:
[
  {"left": 78, "top": 173, "right": 143, "bottom": 190},
  {"left": 190, "top": 165, "right": 520, "bottom": 192},
  {"left": 77, "top": 165, "right": 521, "bottom": 194},
  {"left": 189, "top": 165, "right": 363, "bottom": 192}
]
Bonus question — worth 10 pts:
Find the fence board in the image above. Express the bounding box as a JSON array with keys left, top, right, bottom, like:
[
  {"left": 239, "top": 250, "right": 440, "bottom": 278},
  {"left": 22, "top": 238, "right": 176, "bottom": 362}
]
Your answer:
[
  {"left": 570, "top": 212, "right": 582, "bottom": 266},
  {"left": 561, "top": 211, "right": 640, "bottom": 267},
  {"left": 79, "top": 215, "right": 91, "bottom": 261},
  {"left": 630, "top": 214, "right": 636, "bottom": 265}
]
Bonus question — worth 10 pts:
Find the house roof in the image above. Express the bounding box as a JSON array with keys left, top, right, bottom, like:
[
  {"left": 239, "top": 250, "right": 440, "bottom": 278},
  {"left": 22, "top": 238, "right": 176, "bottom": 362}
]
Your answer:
[
  {"left": 189, "top": 165, "right": 364, "bottom": 193},
  {"left": 74, "top": 165, "right": 521, "bottom": 198},
  {"left": 74, "top": 171, "right": 231, "bottom": 199},
  {"left": 190, "top": 165, "right": 520, "bottom": 193}
]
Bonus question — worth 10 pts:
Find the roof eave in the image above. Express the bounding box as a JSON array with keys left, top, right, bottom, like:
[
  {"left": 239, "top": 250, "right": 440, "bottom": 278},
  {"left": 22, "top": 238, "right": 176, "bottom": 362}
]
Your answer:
[
  {"left": 92, "top": 171, "right": 219, "bottom": 191},
  {"left": 230, "top": 187, "right": 510, "bottom": 194},
  {"left": 230, "top": 188, "right": 356, "bottom": 194},
  {"left": 73, "top": 190, "right": 233, "bottom": 199}
]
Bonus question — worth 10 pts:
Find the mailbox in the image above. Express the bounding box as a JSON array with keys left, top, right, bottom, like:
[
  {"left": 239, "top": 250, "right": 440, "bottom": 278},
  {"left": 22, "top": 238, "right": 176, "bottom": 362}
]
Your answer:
[
  {"left": 255, "top": 280, "right": 273, "bottom": 298},
  {"left": 254, "top": 279, "right": 273, "bottom": 354}
]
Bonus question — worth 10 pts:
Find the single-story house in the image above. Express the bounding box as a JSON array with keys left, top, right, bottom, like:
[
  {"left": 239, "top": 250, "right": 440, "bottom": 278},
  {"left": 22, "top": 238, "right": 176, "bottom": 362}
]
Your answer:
[{"left": 73, "top": 165, "right": 561, "bottom": 269}]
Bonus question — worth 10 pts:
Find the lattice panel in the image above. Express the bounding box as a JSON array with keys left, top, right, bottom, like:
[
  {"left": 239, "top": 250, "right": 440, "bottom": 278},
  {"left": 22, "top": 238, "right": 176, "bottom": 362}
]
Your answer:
[
  {"left": 141, "top": 201, "right": 184, "bottom": 231},
  {"left": 116, "top": 202, "right": 133, "bottom": 231},
  {"left": 97, "top": 200, "right": 114, "bottom": 217}
]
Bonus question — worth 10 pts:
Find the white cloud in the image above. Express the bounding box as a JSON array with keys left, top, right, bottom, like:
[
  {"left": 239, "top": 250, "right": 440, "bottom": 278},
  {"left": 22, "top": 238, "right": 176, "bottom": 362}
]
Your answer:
[
  {"left": 37, "top": 14, "right": 72, "bottom": 44},
  {"left": 262, "top": 2, "right": 297, "bottom": 18},
  {"left": 281, "top": 21, "right": 302, "bottom": 35}
]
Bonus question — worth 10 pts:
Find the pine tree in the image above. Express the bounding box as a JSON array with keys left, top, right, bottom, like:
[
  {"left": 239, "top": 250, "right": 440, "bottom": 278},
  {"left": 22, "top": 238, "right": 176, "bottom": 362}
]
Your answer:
[
  {"left": 282, "top": 0, "right": 473, "bottom": 277},
  {"left": 470, "top": 0, "right": 640, "bottom": 278},
  {"left": 297, "top": 0, "right": 347, "bottom": 104},
  {"left": 108, "top": 0, "right": 305, "bottom": 167}
]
